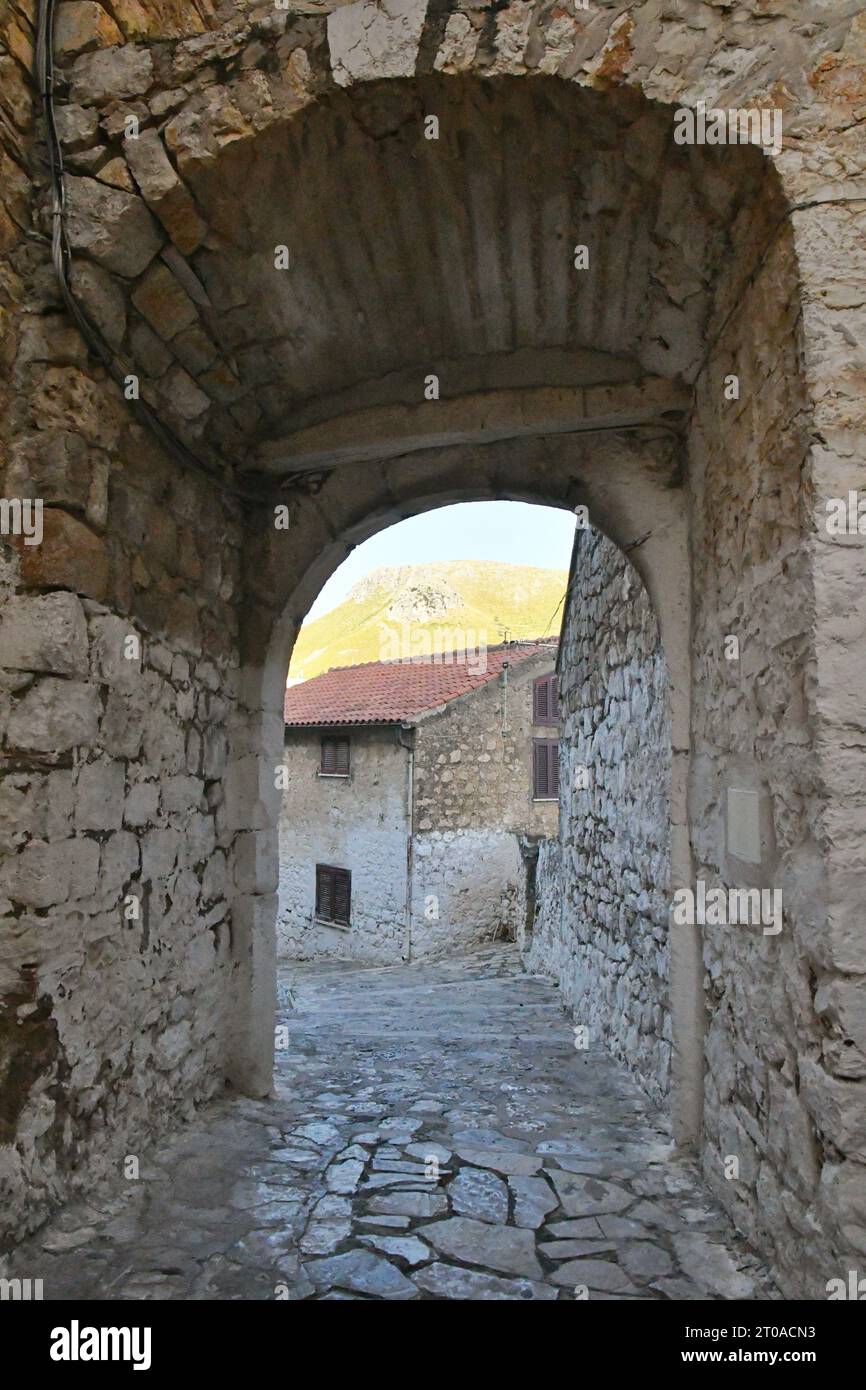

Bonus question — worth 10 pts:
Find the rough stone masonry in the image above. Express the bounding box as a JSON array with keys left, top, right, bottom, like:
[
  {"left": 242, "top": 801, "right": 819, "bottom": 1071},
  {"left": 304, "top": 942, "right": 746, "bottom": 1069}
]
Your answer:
[{"left": 0, "top": 0, "right": 864, "bottom": 1303}]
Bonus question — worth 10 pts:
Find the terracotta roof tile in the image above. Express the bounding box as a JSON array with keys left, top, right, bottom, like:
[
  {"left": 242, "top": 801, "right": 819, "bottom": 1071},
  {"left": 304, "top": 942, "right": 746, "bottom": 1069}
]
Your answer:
[{"left": 284, "top": 640, "right": 557, "bottom": 726}]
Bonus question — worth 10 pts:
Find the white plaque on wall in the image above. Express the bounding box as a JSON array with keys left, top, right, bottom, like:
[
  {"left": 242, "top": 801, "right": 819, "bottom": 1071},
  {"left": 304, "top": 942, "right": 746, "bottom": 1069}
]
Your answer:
[{"left": 727, "top": 787, "right": 762, "bottom": 865}]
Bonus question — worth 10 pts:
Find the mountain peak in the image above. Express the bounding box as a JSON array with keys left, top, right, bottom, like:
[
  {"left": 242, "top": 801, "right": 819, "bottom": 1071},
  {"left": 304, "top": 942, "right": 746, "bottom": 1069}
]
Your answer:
[{"left": 290, "top": 560, "right": 567, "bottom": 683}]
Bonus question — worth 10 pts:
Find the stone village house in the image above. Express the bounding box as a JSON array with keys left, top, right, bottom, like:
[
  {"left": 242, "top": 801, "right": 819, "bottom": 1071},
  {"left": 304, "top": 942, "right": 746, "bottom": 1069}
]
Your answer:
[{"left": 278, "top": 640, "right": 559, "bottom": 962}]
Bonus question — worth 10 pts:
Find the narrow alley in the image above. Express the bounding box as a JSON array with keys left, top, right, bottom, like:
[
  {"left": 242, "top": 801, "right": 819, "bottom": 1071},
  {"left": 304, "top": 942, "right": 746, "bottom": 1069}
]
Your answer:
[{"left": 7, "top": 948, "right": 777, "bottom": 1301}]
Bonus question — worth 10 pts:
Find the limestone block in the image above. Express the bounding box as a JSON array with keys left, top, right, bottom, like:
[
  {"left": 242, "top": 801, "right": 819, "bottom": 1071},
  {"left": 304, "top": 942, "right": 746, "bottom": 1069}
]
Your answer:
[
  {"left": 131, "top": 261, "right": 199, "bottom": 341},
  {"left": 163, "top": 87, "right": 252, "bottom": 177},
  {"left": 328, "top": 0, "right": 427, "bottom": 86},
  {"left": 101, "top": 829, "right": 140, "bottom": 889},
  {"left": 202, "top": 849, "right": 225, "bottom": 901},
  {"left": 158, "top": 365, "right": 211, "bottom": 420},
  {"left": 0, "top": 836, "right": 99, "bottom": 908},
  {"left": 109, "top": 0, "right": 202, "bottom": 42},
  {"left": 226, "top": 892, "right": 276, "bottom": 1096},
  {"left": 95, "top": 156, "right": 134, "bottom": 191},
  {"left": 55, "top": 3, "right": 123, "bottom": 58},
  {"left": 161, "top": 774, "right": 204, "bottom": 814},
  {"left": 53, "top": 102, "right": 100, "bottom": 151},
  {"left": 186, "top": 812, "right": 216, "bottom": 864},
  {"left": 816, "top": 975, "right": 866, "bottom": 1078},
  {"left": 800, "top": 1056, "right": 866, "bottom": 1163},
  {"left": 69, "top": 260, "right": 127, "bottom": 347},
  {"left": 123, "top": 781, "right": 159, "bottom": 826},
  {"left": 233, "top": 829, "right": 279, "bottom": 894},
  {"left": 223, "top": 753, "right": 272, "bottom": 831},
  {"left": 153, "top": 1019, "right": 193, "bottom": 1071},
  {"left": 170, "top": 321, "right": 215, "bottom": 372},
  {"left": 0, "top": 593, "right": 89, "bottom": 677},
  {"left": 11, "top": 510, "right": 109, "bottom": 603},
  {"left": 142, "top": 827, "right": 180, "bottom": 880},
  {"left": 7, "top": 678, "right": 100, "bottom": 752},
  {"left": 66, "top": 175, "right": 162, "bottom": 278},
  {"left": 101, "top": 691, "right": 144, "bottom": 759},
  {"left": 89, "top": 614, "right": 142, "bottom": 690},
  {"left": 124, "top": 129, "right": 207, "bottom": 254},
  {"left": 434, "top": 13, "right": 478, "bottom": 73},
  {"left": 68, "top": 44, "right": 154, "bottom": 106},
  {"left": 74, "top": 760, "right": 126, "bottom": 831},
  {"left": 127, "top": 319, "right": 172, "bottom": 379}
]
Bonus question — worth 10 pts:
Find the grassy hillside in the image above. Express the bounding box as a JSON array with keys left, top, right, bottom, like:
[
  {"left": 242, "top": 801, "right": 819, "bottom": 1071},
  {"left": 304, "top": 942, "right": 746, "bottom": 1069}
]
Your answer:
[{"left": 288, "top": 560, "right": 568, "bottom": 683}]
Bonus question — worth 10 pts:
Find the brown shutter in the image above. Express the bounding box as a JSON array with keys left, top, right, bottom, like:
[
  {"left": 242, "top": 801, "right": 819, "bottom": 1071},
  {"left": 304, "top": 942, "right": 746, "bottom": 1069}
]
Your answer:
[
  {"left": 316, "top": 864, "right": 351, "bottom": 924},
  {"left": 321, "top": 739, "right": 334, "bottom": 774},
  {"left": 548, "top": 675, "right": 559, "bottom": 723},
  {"left": 549, "top": 740, "right": 560, "bottom": 797},
  {"left": 533, "top": 674, "right": 558, "bottom": 725},
  {"left": 533, "top": 739, "right": 559, "bottom": 798},
  {"left": 335, "top": 737, "right": 349, "bottom": 775},
  {"left": 315, "top": 864, "right": 333, "bottom": 919},
  {"left": 321, "top": 736, "right": 350, "bottom": 774},
  {"left": 533, "top": 739, "right": 549, "bottom": 797},
  {"left": 333, "top": 868, "right": 351, "bottom": 925}
]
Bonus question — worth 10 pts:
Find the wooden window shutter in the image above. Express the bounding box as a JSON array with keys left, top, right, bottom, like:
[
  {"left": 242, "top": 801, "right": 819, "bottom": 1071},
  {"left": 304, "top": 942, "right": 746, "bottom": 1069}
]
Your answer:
[
  {"left": 321, "top": 735, "right": 350, "bottom": 774},
  {"left": 315, "top": 864, "right": 351, "bottom": 924},
  {"left": 321, "top": 739, "right": 337, "bottom": 774},
  {"left": 315, "top": 864, "right": 333, "bottom": 920},
  {"left": 548, "top": 675, "right": 559, "bottom": 723},
  {"left": 533, "top": 739, "right": 549, "bottom": 797},
  {"left": 533, "top": 673, "right": 558, "bottom": 725},
  {"left": 533, "top": 739, "right": 560, "bottom": 798},
  {"left": 333, "top": 869, "right": 351, "bottom": 925},
  {"left": 549, "top": 740, "right": 560, "bottom": 797}
]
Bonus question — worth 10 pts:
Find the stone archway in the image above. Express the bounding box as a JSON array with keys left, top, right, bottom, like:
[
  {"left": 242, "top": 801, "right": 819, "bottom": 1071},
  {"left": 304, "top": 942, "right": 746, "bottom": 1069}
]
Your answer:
[
  {"left": 2, "top": 0, "right": 863, "bottom": 1294},
  {"left": 229, "top": 428, "right": 694, "bottom": 1133}
]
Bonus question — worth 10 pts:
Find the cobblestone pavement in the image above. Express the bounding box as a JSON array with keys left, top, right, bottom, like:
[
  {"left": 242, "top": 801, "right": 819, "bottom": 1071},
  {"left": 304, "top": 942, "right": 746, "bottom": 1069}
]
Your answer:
[{"left": 6, "top": 947, "right": 779, "bottom": 1300}]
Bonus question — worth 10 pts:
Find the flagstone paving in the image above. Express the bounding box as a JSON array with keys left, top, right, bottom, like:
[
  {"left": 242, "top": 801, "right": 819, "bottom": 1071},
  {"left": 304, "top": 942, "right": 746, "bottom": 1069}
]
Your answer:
[{"left": 4, "top": 947, "right": 779, "bottom": 1300}]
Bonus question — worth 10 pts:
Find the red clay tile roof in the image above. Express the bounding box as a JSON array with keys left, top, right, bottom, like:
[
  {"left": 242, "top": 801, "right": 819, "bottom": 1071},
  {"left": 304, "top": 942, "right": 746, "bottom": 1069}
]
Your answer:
[{"left": 284, "top": 640, "right": 557, "bottom": 727}]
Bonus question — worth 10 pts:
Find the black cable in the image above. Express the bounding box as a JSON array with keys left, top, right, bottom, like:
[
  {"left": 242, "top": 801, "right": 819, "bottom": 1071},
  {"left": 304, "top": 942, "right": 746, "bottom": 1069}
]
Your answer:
[{"left": 35, "top": 0, "right": 275, "bottom": 509}]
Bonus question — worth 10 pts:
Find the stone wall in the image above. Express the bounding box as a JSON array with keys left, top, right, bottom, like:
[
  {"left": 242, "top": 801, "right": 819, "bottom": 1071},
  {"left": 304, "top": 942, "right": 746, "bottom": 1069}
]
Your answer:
[
  {"left": 0, "top": 412, "right": 243, "bottom": 1248},
  {"left": 276, "top": 725, "right": 410, "bottom": 964},
  {"left": 410, "top": 646, "right": 558, "bottom": 956},
  {"left": 0, "top": 3, "right": 244, "bottom": 1242},
  {"left": 524, "top": 530, "right": 672, "bottom": 1104},
  {"left": 688, "top": 217, "right": 852, "bottom": 1296}
]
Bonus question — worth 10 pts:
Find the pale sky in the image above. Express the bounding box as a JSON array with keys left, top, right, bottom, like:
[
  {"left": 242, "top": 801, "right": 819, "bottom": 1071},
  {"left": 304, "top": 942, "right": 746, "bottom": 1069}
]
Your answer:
[{"left": 305, "top": 501, "right": 577, "bottom": 621}]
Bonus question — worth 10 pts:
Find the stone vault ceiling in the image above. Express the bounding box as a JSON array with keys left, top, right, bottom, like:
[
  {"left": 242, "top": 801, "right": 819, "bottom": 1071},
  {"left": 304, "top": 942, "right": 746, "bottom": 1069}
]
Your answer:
[{"left": 62, "top": 60, "right": 777, "bottom": 479}]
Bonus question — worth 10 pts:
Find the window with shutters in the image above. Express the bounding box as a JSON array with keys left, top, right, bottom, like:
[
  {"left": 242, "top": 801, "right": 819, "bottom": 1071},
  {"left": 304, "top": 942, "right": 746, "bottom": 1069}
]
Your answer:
[
  {"left": 532, "top": 738, "right": 560, "bottom": 800},
  {"left": 315, "top": 864, "right": 351, "bottom": 926},
  {"left": 319, "top": 734, "right": 350, "bottom": 776},
  {"left": 532, "top": 673, "right": 559, "bottom": 725}
]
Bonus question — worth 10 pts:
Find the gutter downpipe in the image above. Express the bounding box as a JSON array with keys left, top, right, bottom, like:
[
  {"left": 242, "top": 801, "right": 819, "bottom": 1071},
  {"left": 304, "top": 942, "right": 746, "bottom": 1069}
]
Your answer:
[{"left": 397, "top": 724, "right": 415, "bottom": 961}]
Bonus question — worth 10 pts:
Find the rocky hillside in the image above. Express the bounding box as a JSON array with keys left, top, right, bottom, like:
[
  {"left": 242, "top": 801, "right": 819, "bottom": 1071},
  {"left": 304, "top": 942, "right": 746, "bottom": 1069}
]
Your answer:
[{"left": 288, "top": 561, "right": 568, "bottom": 683}]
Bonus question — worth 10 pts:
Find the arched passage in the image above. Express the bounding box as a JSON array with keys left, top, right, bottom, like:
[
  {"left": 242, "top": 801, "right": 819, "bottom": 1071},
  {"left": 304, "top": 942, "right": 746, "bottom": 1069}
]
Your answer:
[
  {"left": 227, "top": 426, "right": 697, "bottom": 1137},
  {"left": 4, "top": 0, "right": 859, "bottom": 1295}
]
